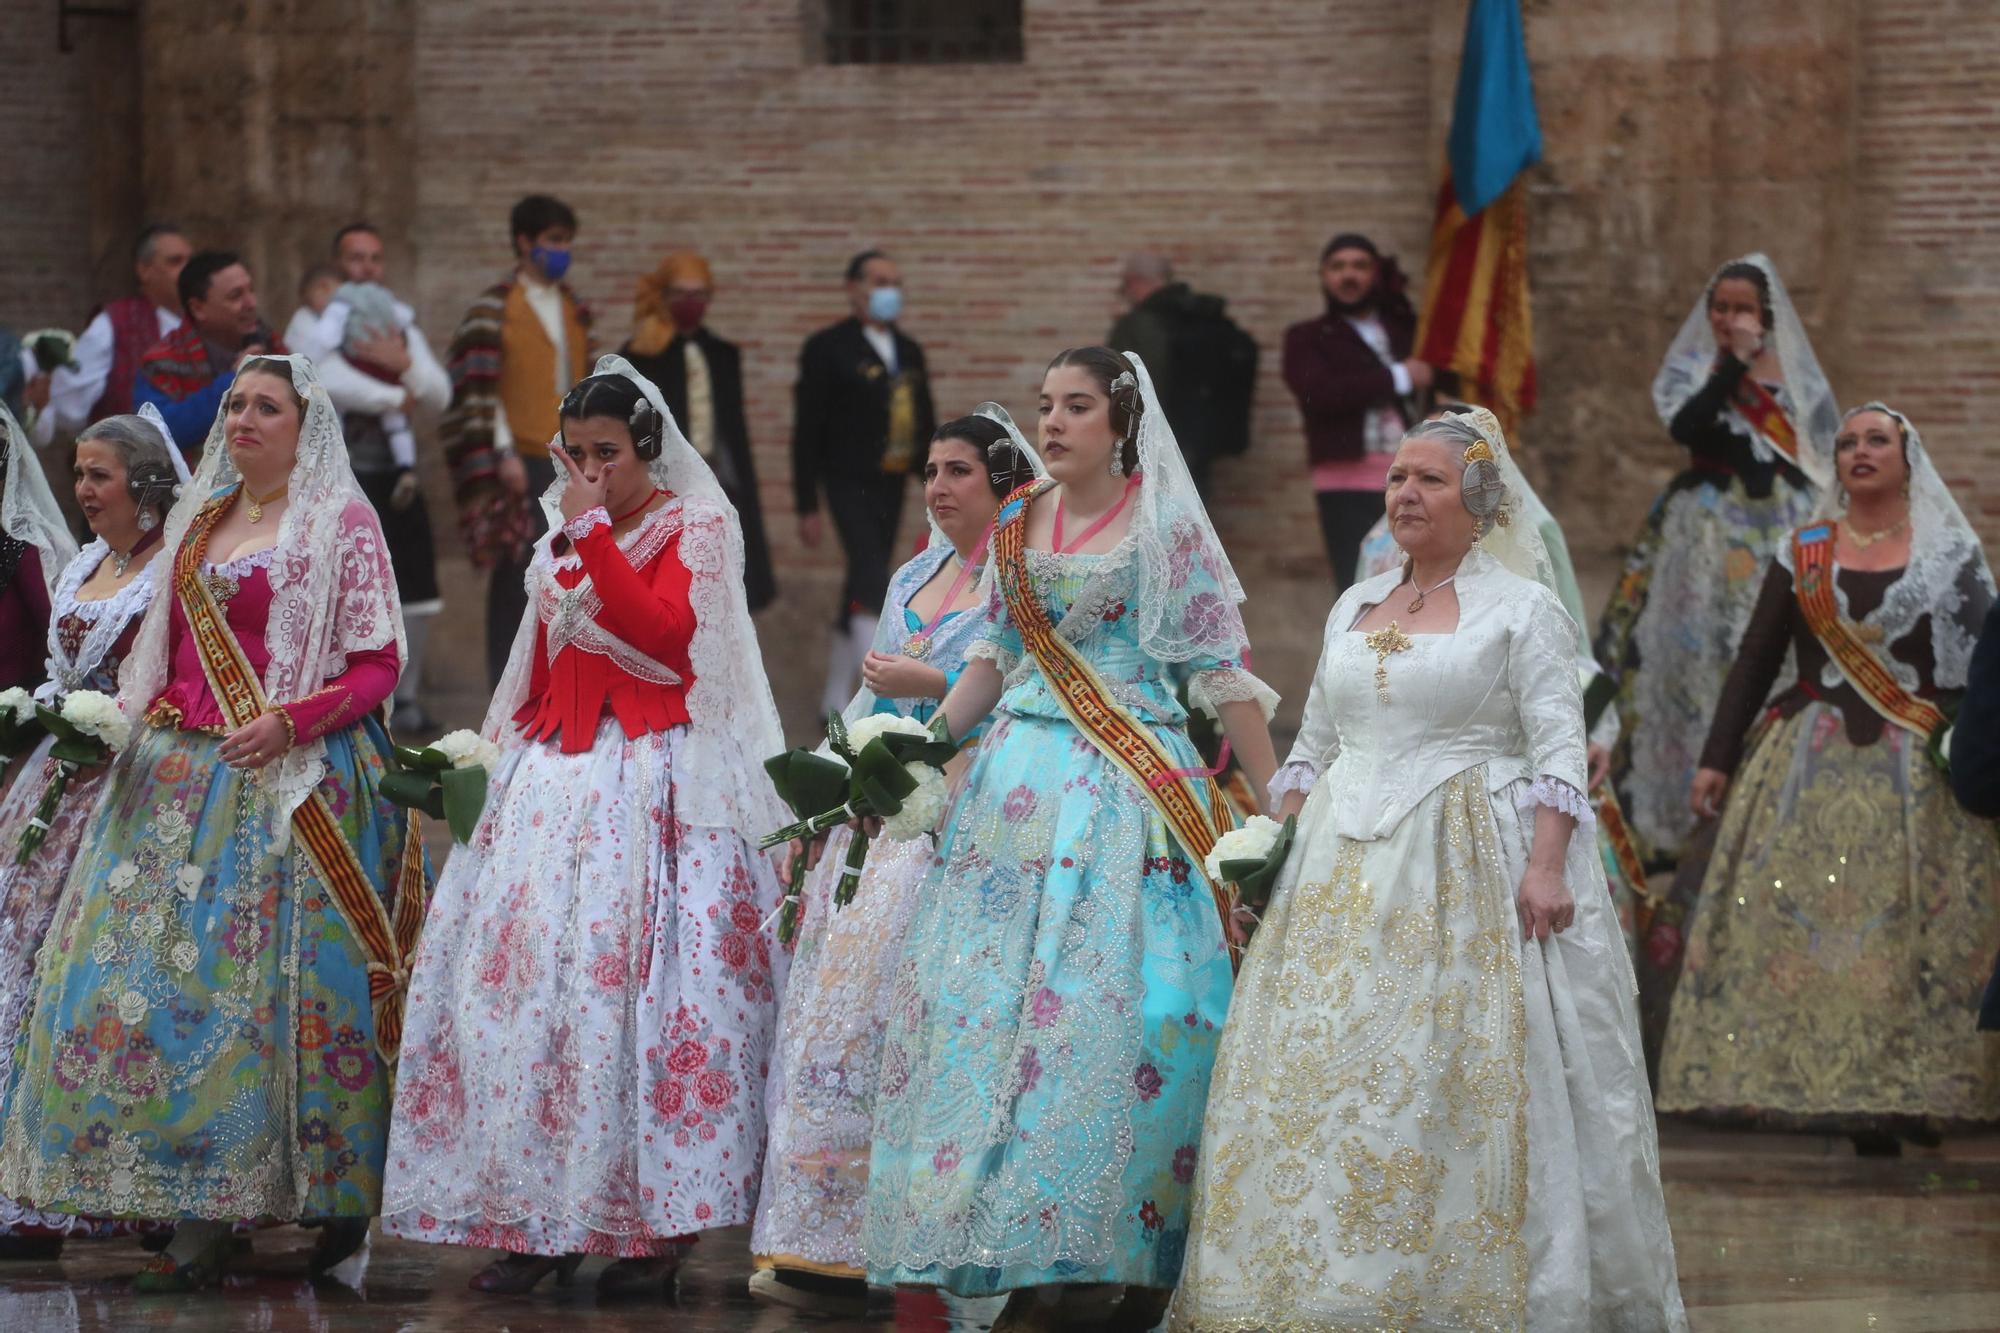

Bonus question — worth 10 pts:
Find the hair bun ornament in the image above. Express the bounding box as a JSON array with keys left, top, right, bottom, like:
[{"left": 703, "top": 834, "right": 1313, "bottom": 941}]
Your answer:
[
  {"left": 628, "top": 396, "right": 664, "bottom": 461},
  {"left": 1109, "top": 370, "right": 1139, "bottom": 396},
  {"left": 1463, "top": 439, "right": 1495, "bottom": 465}
]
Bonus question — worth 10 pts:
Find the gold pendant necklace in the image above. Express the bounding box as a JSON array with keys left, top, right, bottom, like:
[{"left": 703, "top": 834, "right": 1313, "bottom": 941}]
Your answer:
[
  {"left": 1406, "top": 574, "right": 1455, "bottom": 614},
  {"left": 1844, "top": 515, "right": 1909, "bottom": 550},
  {"left": 245, "top": 483, "right": 289, "bottom": 524}
]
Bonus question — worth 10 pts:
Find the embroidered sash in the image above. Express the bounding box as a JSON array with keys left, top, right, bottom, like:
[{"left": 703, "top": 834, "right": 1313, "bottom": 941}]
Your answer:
[
  {"left": 1732, "top": 375, "right": 1805, "bottom": 471},
  {"left": 1791, "top": 523, "right": 1944, "bottom": 739},
  {"left": 995, "top": 480, "right": 1240, "bottom": 967},
  {"left": 174, "top": 492, "right": 427, "bottom": 1066},
  {"left": 1592, "top": 786, "right": 1654, "bottom": 928}
]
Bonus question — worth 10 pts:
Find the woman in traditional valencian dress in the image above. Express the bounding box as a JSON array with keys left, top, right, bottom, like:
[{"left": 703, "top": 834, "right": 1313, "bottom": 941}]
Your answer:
[
  {"left": 1172, "top": 412, "right": 1685, "bottom": 1333},
  {"left": 0, "top": 405, "right": 78, "bottom": 693},
  {"left": 0, "top": 407, "right": 183, "bottom": 1258},
  {"left": 0, "top": 357, "right": 423, "bottom": 1290},
  {"left": 1358, "top": 405, "right": 1652, "bottom": 947},
  {"left": 1660, "top": 404, "right": 2000, "bottom": 1153},
  {"left": 1595, "top": 254, "right": 1836, "bottom": 876},
  {"left": 380, "top": 356, "right": 787, "bottom": 1297},
  {"left": 749, "top": 409, "right": 1041, "bottom": 1318},
  {"left": 861, "top": 348, "right": 1280, "bottom": 1332}
]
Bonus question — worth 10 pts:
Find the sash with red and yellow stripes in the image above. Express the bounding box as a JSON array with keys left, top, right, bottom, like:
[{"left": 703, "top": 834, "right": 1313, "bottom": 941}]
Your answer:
[
  {"left": 995, "top": 480, "right": 1241, "bottom": 968},
  {"left": 176, "top": 491, "right": 427, "bottom": 1067},
  {"left": 1792, "top": 523, "right": 1945, "bottom": 739},
  {"left": 1733, "top": 375, "right": 1806, "bottom": 472},
  {"left": 1592, "top": 785, "right": 1657, "bottom": 933}
]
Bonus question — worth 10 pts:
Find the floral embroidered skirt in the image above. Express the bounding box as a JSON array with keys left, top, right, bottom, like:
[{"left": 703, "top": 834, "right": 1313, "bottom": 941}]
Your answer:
[
  {"left": 381, "top": 718, "right": 784, "bottom": 1258},
  {"left": 1657, "top": 705, "right": 2000, "bottom": 1124},
  {"left": 1593, "top": 471, "right": 1814, "bottom": 869},
  {"left": 0, "top": 719, "right": 410, "bottom": 1222},
  {"left": 1170, "top": 770, "right": 1686, "bottom": 1332},
  {"left": 750, "top": 828, "right": 931, "bottom": 1276},
  {"left": 0, "top": 739, "right": 155, "bottom": 1239},
  {"left": 861, "top": 707, "right": 1234, "bottom": 1296}
]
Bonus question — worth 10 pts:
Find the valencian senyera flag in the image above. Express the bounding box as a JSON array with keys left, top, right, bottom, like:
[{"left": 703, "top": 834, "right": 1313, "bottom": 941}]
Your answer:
[{"left": 1416, "top": 0, "right": 1543, "bottom": 429}]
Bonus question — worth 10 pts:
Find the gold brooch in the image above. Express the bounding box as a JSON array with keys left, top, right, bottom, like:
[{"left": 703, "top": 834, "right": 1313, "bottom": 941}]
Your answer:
[{"left": 1364, "top": 621, "right": 1414, "bottom": 704}]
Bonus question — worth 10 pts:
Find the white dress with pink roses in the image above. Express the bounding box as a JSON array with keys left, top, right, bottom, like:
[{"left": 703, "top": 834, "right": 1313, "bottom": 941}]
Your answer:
[{"left": 380, "top": 712, "right": 785, "bottom": 1259}]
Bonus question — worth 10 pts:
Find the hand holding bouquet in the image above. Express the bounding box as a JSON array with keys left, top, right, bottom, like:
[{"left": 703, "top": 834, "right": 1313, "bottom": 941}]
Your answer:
[
  {"left": 17, "top": 690, "right": 130, "bottom": 864},
  {"left": 761, "top": 711, "right": 957, "bottom": 942},
  {"left": 380, "top": 728, "right": 498, "bottom": 843}
]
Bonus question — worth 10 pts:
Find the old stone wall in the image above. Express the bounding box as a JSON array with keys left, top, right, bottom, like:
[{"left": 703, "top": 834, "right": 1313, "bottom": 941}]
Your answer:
[{"left": 7, "top": 0, "right": 1997, "bottom": 739}]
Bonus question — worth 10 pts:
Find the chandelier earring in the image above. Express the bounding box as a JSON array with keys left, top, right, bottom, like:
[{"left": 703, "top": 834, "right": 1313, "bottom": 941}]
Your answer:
[{"left": 137, "top": 508, "right": 158, "bottom": 533}]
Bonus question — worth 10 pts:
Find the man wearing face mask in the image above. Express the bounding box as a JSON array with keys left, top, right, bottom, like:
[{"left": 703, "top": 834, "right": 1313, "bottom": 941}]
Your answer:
[
  {"left": 791, "top": 249, "right": 936, "bottom": 714},
  {"left": 440, "top": 193, "right": 594, "bottom": 685},
  {"left": 620, "top": 250, "right": 775, "bottom": 610},
  {"left": 1281, "top": 231, "right": 1435, "bottom": 593}
]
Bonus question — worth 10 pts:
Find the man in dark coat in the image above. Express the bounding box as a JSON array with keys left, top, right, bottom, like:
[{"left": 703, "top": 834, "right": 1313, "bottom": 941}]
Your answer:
[
  {"left": 621, "top": 251, "right": 776, "bottom": 611},
  {"left": 1948, "top": 601, "right": 2000, "bottom": 1029},
  {"left": 791, "top": 249, "right": 936, "bottom": 713},
  {"left": 1280, "top": 232, "right": 1434, "bottom": 592}
]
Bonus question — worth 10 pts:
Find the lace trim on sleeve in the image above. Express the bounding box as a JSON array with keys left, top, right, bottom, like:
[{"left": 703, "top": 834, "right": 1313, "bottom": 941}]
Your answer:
[
  {"left": 1268, "top": 760, "right": 1320, "bottom": 806},
  {"left": 562, "top": 506, "right": 610, "bottom": 542},
  {"left": 1187, "top": 666, "right": 1279, "bottom": 722},
  {"left": 966, "top": 639, "right": 1019, "bottom": 676},
  {"left": 1516, "top": 775, "right": 1596, "bottom": 827}
]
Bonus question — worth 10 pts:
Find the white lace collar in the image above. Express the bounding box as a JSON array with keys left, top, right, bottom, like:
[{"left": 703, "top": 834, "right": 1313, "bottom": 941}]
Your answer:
[
  {"left": 540, "top": 496, "right": 685, "bottom": 574},
  {"left": 45, "top": 539, "right": 163, "bottom": 696}
]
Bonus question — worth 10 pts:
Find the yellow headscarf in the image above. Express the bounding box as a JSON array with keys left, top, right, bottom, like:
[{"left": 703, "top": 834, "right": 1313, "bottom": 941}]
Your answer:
[{"left": 630, "top": 251, "right": 715, "bottom": 357}]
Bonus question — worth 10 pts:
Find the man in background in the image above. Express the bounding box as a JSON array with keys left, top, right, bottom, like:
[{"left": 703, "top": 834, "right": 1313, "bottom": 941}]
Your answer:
[
  {"left": 440, "top": 194, "right": 592, "bottom": 685},
  {"left": 1107, "top": 253, "right": 1256, "bottom": 497},
  {"left": 135, "top": 249, "right": 283, "bottom": 455},
  {"left": 31, "top": 223, "right": 192, "bottom": 444},
  {"left": 792, "top": 249, "right": 936, "bottom": 714}
]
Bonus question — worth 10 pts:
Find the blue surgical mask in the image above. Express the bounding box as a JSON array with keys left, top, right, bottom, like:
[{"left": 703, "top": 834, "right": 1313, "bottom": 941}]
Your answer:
[
  {"left": 866, "top": 285, "right": 903, "bottom": 324},
  {"left": 531, "top": 245, "right": 572, "bottom": 283}
]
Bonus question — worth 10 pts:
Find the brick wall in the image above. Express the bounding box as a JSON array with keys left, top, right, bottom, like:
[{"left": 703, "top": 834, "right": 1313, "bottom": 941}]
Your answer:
[{"left": 7, "top": 0, "right": 1998, "bottom": 741}]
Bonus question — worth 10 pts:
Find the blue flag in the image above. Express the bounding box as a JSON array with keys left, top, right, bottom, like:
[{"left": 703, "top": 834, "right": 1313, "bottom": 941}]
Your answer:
[{"left": 1446, "top": 0, "right": 1543, "bottom": 218}]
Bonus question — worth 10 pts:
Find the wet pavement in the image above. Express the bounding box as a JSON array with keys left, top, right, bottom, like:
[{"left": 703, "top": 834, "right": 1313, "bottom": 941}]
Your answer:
[{"left": 1, "top": 1121, "right": 1996, "bottom": 1331}]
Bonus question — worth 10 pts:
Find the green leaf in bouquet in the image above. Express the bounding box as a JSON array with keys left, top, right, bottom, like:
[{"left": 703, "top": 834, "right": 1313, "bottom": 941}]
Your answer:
[
  {"left": 32, "top": 705, "right": 81, "bottom": 747},
  {"left": 48, "top": 738, "right": 107, "bottom": 767},
  {"left": 380, "top": 770, "right": 446, "bottom": 819},
  {"left": 440, "top": 764, "right": 488, "bottom": 844},
  {"left": 826, "top": 710, "right": 854, "bottom": 762},
  {"left": 851, "top": 738, "right": 920, "bottom": 814},
  {"left": 31, "top": 333, "right": 77, "bottom": 373},
  {"left": 764, "top": 747, "right": 850, "bottom": 818},
  {"left": 1218, "top": 813, "right": 1297, "bottom": 912},
  {"left": 877, "top": 729, "right": 959, "bottom": 769},
  {"left": 0, "top": 713, "right": 47, "bottom": 760}
]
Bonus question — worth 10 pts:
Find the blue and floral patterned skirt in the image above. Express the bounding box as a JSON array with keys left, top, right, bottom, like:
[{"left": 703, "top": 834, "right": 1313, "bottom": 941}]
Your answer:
[{"left": 0, "top": 718, "right": 412, "bottom": 1222}]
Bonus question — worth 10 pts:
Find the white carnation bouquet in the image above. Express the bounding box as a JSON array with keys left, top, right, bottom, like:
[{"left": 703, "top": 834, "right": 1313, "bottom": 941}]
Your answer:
[
  {"left": 1201, "top": 812, "right": 1297, "bottom": 917},
  {"left": 18, "top": 690, "right": 132, "bottom": 863},
  {"left": 380, "top": 727, "right": 497, "bottom": 843},
  {"left": 760, "top": 710, "right": 958, "bottom": 942}
]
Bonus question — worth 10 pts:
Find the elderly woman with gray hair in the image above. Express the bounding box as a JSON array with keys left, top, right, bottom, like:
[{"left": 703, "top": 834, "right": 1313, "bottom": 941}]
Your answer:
[
  {"left": 0, "top": 405, "right": 183, "bottom": 1255},
  {"left": 1170, "top": 413, "right": 1686, "bottom": 1332}
]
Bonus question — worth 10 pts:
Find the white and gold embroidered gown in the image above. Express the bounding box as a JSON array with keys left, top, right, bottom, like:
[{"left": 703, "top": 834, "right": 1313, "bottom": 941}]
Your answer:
[{"left": 1171, "top": 549, "right": 1685, "bottom": 1332}]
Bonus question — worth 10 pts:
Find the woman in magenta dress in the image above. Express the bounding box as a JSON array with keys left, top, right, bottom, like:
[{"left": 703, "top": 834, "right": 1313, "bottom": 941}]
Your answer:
[
  {"left": 0, "top": 404, "right": 78, "bottom": 693},
  {"left": 0, "top": 357, "right": 424, "bottom": 1291}
]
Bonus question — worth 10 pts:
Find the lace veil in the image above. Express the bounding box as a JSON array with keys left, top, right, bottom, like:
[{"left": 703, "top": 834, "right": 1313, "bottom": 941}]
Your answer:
[
  {"left": 133, "top": 401, "right": 194, "bottom": 485},
  {"left": 1651, "top": 252, "right": 1837, "bottom": 490},
  {"left": 484, "top": 353, "right": 788, "bottom": 834},
  {"left": 2, "top": 404, "right": 80, "bottom": 598},
  {"left": 1779, "top": 402, "right": 1995, "bottom": 693},
  {"left": 116, "top": 354, "right": 406, "bottom": 839},
  {"left": 840, "top": 401, "right": 1046, "bottom": 726},
  {"left": 1122, "top": 351, "right": 1253, "bottom": 666}
]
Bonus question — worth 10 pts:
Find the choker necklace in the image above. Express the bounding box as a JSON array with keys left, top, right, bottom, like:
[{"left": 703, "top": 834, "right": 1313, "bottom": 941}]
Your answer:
[
  {"left": 1844, "top": 515, "right": 1910, "bottom": 550},
  {"left": 612, "top": 488, "right": 668, "bottom": 525},
  {"left": 245, "top": 483, "right": 288, "bottom": 524},
  {"left": 1406, "top": 573, "right": 1456, "bottom": 613},
  {"left": 106, "top": 524, "right": 163, "bottom": 576}
]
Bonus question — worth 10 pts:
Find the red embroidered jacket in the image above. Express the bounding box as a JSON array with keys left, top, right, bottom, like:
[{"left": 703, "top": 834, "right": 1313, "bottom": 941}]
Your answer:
[{"left": 514, "top": 506, "right": 696, "bottom": 752}]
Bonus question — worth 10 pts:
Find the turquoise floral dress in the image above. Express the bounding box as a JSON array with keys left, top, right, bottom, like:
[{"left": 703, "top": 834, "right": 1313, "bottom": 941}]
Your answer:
[{"left": 861, "top": 517, "right": 1274, "bottom": 1296}]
